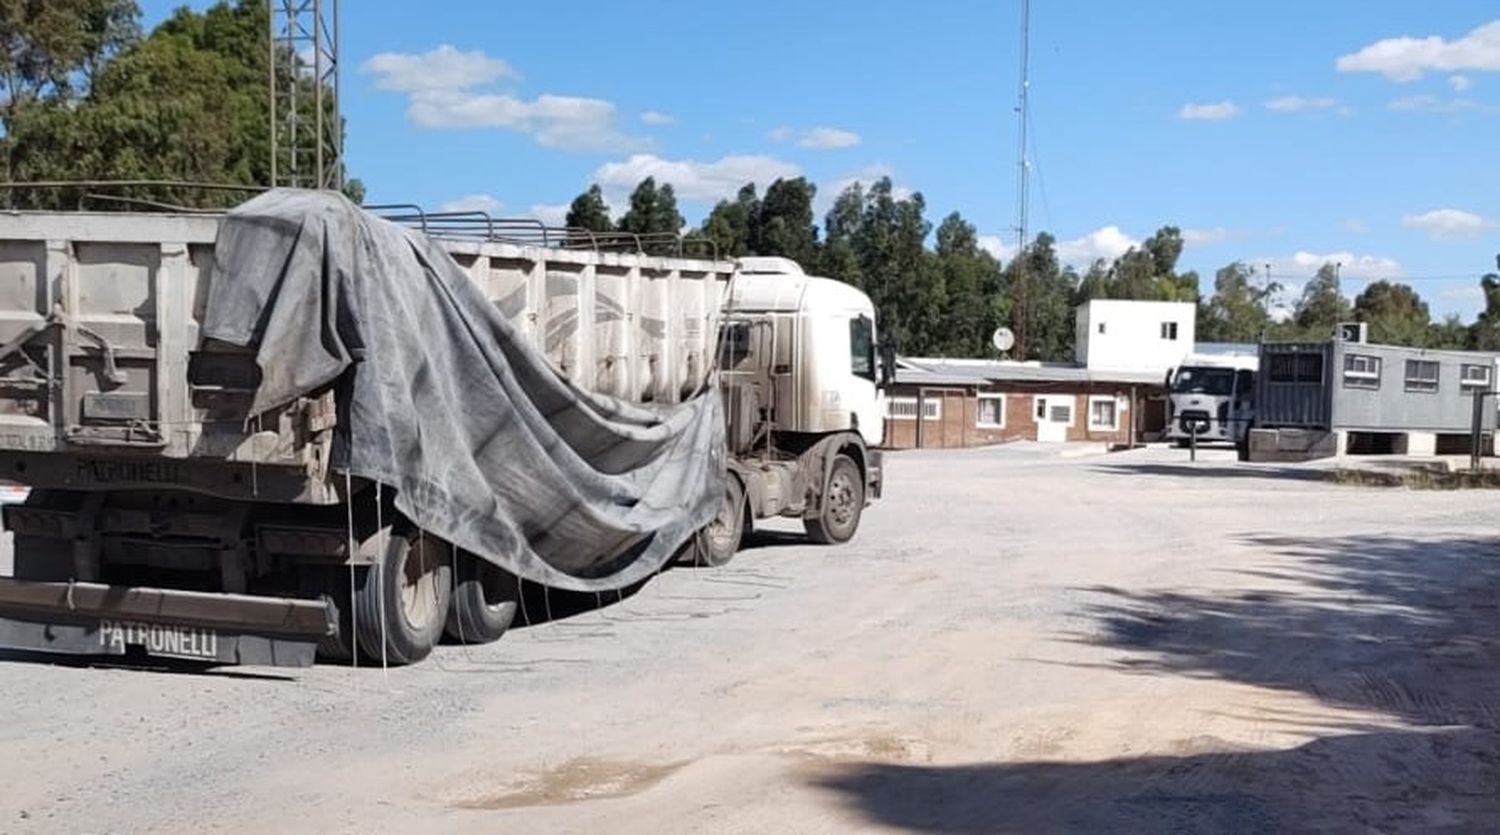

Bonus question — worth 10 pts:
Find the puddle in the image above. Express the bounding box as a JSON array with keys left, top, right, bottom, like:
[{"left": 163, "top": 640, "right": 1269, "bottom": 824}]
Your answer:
[{"left": 453, "top": 758, "right": 684, "bottom": 810}]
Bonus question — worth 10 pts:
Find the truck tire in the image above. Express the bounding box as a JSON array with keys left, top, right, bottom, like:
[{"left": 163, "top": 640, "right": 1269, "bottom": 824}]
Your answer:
[
  {"left": 691, "top": 475, "right": 744, "bottom": 567},
  {"left": 445, "top": 555, "right": 519, "bottom": 644},
  {"left": 354, "top": 527, "right": 452, "bottom": 665},
  {"left": 805, "top": 453, "right": 863, "bottom": 545}
]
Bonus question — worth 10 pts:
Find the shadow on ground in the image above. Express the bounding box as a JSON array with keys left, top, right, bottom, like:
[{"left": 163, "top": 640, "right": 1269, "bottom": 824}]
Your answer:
[
  {"left": 814, "top": 534, "right": 1500, "bottom": 833},
  {"left": 1093, "top": 462, "right": 1327, "bottom": 482}
]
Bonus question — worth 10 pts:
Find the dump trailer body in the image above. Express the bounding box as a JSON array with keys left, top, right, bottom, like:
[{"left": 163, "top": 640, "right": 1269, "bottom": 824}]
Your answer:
[{"left": 0, "top": 205, "right": 734, "bottom": 666}]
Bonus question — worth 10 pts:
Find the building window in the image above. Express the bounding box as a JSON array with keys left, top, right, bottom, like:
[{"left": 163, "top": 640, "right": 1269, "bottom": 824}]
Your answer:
[
  {"left": 1404, "top": 359, "right": 1440, "bottom": 393},
  {"left": 849, "top": 314, "right": 875, "bottom": 381},
  {"left": 976, "top": 393, "right": 1006, "bottom": 428},
  {"left": 886, "top": 396, "right": 941, "bottom": 421},
  {"left": 1097, "top": 322, "right": 1106, "bottom": 334},
  {"left": 1269, "top": 352, "right": 1323, "bottom": 384},
  {"left": 1460, "top": 363, "right": 1491, "bottom": 389},
  {"left": 1088, "top": 395, "right": 1120, "bottom": 431},
  {"left": 1342, "top": 353, "right": 1381, "bottom": 390},
  {"left": 1160, "top": 321, "right": 1179, "bottom": 341}
]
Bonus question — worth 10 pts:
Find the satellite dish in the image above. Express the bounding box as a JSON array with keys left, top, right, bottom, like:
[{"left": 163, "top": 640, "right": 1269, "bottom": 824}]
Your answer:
[{"left": 991, "top": 327, "right": 1015, "bottom": 353}]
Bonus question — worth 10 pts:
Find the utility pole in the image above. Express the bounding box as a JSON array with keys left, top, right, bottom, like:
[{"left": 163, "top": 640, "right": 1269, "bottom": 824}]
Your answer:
[
  {"left": 1010, "top": 0, "right": 1030, "bottom": 360},
  {"left": 269, "top": 0, "right": 342, "bottom": 190}
]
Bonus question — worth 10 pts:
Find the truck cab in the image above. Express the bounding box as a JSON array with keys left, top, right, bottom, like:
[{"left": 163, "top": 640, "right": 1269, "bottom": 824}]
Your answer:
[{"left": 1166, "top": 356, "right": 1258, "bottom": 446}]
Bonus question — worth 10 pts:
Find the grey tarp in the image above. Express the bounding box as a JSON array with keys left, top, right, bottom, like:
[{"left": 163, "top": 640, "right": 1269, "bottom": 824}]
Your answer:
[{"left": 200, "top": 189, "right": 725, "bottom": 592}]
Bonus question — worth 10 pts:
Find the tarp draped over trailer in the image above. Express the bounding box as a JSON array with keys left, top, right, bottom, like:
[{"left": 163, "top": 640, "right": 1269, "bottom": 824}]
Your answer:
[{"left": 201, "top": 189, "right": 726, "bottom": 592}]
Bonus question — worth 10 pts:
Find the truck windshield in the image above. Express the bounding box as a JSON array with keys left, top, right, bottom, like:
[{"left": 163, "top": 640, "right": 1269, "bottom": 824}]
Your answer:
[{"left": 1172, "top": 367, "right": 1235, "bottom": 396}]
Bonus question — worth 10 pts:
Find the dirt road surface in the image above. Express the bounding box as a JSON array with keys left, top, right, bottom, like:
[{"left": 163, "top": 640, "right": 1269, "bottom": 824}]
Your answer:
[{"left": 2, "top": 445, "right": 1498, "bottom": 834}]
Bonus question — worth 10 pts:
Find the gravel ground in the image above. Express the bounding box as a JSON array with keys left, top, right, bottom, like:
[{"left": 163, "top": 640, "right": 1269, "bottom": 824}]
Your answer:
[{"left": 2, "top": 443, "right": 1498, "bottom": 834}]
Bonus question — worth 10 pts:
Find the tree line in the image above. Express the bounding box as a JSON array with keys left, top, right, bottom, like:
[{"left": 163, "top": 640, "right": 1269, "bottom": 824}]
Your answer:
[
  {"left": 0, "top": 0, "right": 359, "bottom": 208},
  {"left": 3, "top": 4, "right": 1494, "bottom": 360},
  {"left": 572, "top": 176, "right": 1500, "bottom": 360}
]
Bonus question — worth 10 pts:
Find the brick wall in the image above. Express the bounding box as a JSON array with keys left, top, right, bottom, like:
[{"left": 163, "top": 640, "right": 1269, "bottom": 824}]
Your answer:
[{"left": 883, "top": 381, "right": 1149, "bottom": 449}]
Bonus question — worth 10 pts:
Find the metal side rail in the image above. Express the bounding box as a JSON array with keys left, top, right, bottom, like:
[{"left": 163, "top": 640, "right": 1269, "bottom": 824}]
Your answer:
[{"left": 0, "top": 579, "right": 334, "bottom": 667}]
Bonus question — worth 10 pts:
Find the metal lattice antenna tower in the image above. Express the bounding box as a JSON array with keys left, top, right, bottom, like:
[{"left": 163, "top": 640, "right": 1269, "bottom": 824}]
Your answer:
[
  {"left": 1010, "top": 0, "right": 1030, "bottom": 359},
  {"left": 269, "top": 0, "right": 341, "bottom": 190}
]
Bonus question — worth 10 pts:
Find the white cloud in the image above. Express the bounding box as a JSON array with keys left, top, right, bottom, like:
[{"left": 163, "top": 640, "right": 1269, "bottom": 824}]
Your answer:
[
  {"left": 528, "top": 203, "right": 570, "bottom": 227},
  {"left": 1336, "top": 20, "right": 1500, "bottom": 82},
  {"left": 1450, "top": 74, "right": 1474, "bottom": 91},
  {"left": 1181, "top": 227, "right": 1230, "bottom": 246},
  {"left": 1386, "top": 94, "right": 1492, "bottom": 112},
  {"left": 1177, "top": 101, "right": 1241, "bottom": 121},
  {"left": 1259, "top": 251, "right": 1404, "bottom": 281},
  {"left": 406, "top": 91, "right": 647, "bottom": 151},
  {"left": 640, "top": 110, "right": 676, "bottom": 125},
  {"left": 817, "top": 163, "right": 913, "bottom": 215},
  {"left": 977, "top": 226, "right": 1147, "bottom": 268},
  {"left": 439, "top": 193, "right": 502, "bottom": 214},
  {"left": 766, "top": 125, "right": 863, "bottom": 149},
  {"left": 361, "top": 45, "right": 515, "bottom": 92},
  {"left": 1401, "top": 208, "right": 1490, "bottom": 240},
  {"left": 1343, "top": 218, "right": 1369, "bottom": 234},
  {"left": 361, "top": 46, "right": 646, "bottom": 152},
  {"left": 590, "top": 153, "right": 801, "bottom": 203},
  {"left": 1265, "top": 95, "right": 1339, "bottom": 112},
  {"left": 797, "top": 126, "right": 862, "bottom": 149},
  {"left": 977, "top": 235, "right": 1010, "bottom": 260},
  {"left": 1056, "top": 226, "right": 1141, "bottom": 265}
]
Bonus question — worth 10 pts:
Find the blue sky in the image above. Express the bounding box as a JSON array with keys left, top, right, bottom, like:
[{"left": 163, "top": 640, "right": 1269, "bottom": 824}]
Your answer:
[{"left": 144, "top": 2, "right": 1500, "bottom": 318}]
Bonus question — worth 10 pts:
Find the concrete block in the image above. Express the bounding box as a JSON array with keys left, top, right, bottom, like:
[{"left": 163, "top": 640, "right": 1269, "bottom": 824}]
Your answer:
[
  {"left": 1247, "top": 428, "right": 1338, "bottom": 462},
  {"left": 1396, "top": 432, "right": 1437, "bottom": 457}
]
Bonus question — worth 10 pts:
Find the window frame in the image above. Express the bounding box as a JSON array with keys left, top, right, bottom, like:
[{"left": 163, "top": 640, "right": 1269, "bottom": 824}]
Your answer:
[
  {"left": 1087, "top": 395, "right": 1120, "bottom": 432},
  {"left": 1403, "top": 359, "right": 1440, "bottom": 394},
  {"left": 1269, "top": 352, "right": 1324, "bottom": 384},
  {"left": 976, "top": 393, "right": 1007, "bottom": 429},
  {"left": 849, "top": 314, "right": 876, "bottom": 382},
  {"left": 1160, "top": 321, "right": 1179, "bottom": 341},
  {"left": 1342, "top": 353, "right": 1381, "bottom": 390},
  {"left": 1460, "top": 363, "right": 1492, "bottom": 389},
  {"left": 886, "top": 396, "right": 942, "bottom": 421}
]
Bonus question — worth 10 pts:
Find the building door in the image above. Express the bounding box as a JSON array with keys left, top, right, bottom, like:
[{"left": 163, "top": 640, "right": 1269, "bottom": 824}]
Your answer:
[{"left": 1034, "top": 395, "right": 1074, "bottom": 442}]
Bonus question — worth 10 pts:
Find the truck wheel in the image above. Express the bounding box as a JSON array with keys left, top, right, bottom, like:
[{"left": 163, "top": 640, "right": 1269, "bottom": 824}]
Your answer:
[
  {"left": 805, "top": 453, "right": 863, "bottom": 545},
  {"left": 692, "top": 475, "right": 744, "bottom": 567},
  {"left": 354, "top": 527, "right": 452, "bottom": 665},
  {"left": 445, "top": 555, "right": 519, "bottom": 644}
]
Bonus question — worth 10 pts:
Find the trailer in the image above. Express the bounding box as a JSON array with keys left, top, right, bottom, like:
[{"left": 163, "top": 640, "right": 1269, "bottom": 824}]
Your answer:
[{"left": 0, "top": 191, "right": 887, "bottom": 667}]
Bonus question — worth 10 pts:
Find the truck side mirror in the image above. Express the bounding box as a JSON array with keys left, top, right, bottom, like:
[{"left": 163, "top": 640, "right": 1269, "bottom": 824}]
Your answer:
[
  {"left": 1164, "top": 368, "right": 1174, "bottom": 387},
  {"left": 879, "top": 341, "right": 898, "bottom": 388}
]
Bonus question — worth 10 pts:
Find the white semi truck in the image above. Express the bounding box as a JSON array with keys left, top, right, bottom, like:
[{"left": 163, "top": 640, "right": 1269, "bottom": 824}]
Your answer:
[
  {"left": 1165, "top": 351, "right": 1259, "bottom": 450},
  {"left": 0, "top": 198, "right": 887, "bottom": 667}
]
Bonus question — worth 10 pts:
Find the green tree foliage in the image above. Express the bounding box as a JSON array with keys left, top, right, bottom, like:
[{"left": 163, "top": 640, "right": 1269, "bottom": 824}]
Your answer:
[
  {"left": 698, "top": 183, "right": 756, "bottom": 257},
  {"left": 1074, "top": 226, "right": 1199, "bottom": 303},
  {"left": 616, "top": 176, "right": 684, "bottom": 253},
  {"left": 1291, "top": 263, "right": 1353, "bottom": 339},
  {"left": 564, "top": 183, "right": 612, "bottom": 232},
  {"left": 1198, "top": 262, "right": 1276, "bottom": 343},
  {"left": 749, "top": 177, "right": 818, "bottom": 266},
  {"left": 1010, "top": 232, "right": 1078, "bottom": 361},
  {"left": 0, "top": 0, "right": 360, "bottom": 208},
  {"left": 1353, "top": 280, "right": 1431, "bottom": 347},
  {"left": 932, "top": 212, "right": 1006, "bottom": 357},
  {"left": 1470, "top": 255, "right": 1500, "bottom": 351},
  {"left": 1429, "top": 315, "right": 1471, "bottom": 350}
]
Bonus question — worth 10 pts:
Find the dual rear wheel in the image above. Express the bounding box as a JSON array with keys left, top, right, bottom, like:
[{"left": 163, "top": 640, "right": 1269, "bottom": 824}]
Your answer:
[{"left": 319, "top": 527, "right": 516, "bottom": 665}]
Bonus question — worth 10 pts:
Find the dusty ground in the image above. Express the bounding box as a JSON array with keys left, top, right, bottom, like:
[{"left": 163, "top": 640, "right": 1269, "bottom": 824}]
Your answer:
[{"left": 2, "top": 444, "right": 1498, "bottom": 834}]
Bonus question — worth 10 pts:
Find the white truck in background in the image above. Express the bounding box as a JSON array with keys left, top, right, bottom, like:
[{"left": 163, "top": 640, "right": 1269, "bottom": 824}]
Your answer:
[
  {"left": 0, "top": 202, "right": 888, "bottom": 667},
  {"left": 1165, "top": 351, "right": 1259, "bottom": 452}
]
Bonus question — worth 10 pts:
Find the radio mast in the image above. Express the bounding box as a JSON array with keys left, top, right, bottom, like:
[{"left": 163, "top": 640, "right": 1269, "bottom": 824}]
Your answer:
[{"left": 1010, "top": 0, "right": 1030, "bottom": 359}]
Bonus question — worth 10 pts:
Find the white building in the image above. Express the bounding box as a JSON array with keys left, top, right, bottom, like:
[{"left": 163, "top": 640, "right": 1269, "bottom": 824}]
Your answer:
[{"left": 1074, "top": 299, "right": 1196, "bottom": 376}]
